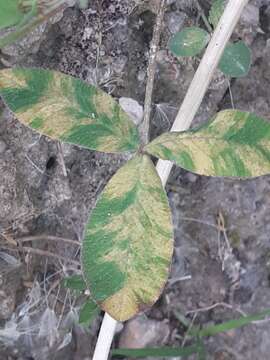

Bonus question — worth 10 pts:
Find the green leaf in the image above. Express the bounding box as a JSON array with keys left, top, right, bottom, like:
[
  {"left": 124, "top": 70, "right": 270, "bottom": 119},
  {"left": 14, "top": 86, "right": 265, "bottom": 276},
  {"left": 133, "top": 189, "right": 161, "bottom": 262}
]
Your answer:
[
  {"left": 0, "top": 1, "right": 25, "bottom": 30},
  {"left": 82, "top": 155, "right": 173, "bottom": 321},
  {"left": 197, "top": 308, "right": 270, "bottom": 338},
  {"left": 0, "top": 68, "right": 140, "bottom": 153},
  {"left": 79, "top": 299, "right": 99, "bottom": 326},
  {"left": 112, "top": 309, "right": 270, "bottom": 358},
  {"left": 145, "top": 109, "right": 270, "bottom": 178},
  {"left": 208, "top": 0, "right": 226, "bottom": 29},
  {"left": 112, "top": 344, "right": 202, "bottom": 358},
  {"left": 169, "top": 27, "right": 210, "bottom": 57},
  {"left": 219, "top": 41, "right": 251, "bottom": 78},
  {"left": 63, "top": 275, "right": 86, "bottom": 291}
]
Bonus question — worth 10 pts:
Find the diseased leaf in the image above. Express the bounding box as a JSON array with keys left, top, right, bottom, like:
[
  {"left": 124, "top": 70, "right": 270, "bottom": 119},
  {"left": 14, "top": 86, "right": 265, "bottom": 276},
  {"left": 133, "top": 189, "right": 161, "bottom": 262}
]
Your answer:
[
  {"left": 169, "top": 27, "right": 210, "bottom": 57},
  {"left": 0, "top": 1, "right": 24, "bottom": 30},
  {"left": 219, "top": 41, "right": 251, "bottom": 78},
  {"left": 145, "top": 109, "right": 270, "bottom": 178},
  {"left": 208, "top": 0, "right": 226, "bottom": 29},
  {"left": 0, "top": 68, "right": 140, "bottom": 153},
  {"left": 79, "top": 299, "right": 99, "bottom": 326},
  {"left": 82, "top": 155, "right": 173, "bottom": 321},
  {"left": 63, "top": 275, "right": 86, "bottom": 291}
]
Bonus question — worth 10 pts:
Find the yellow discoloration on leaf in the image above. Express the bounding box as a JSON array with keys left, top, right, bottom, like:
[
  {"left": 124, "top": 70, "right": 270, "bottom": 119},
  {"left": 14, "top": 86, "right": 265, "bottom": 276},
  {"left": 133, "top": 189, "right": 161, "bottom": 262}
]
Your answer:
[
  {"left": 0, "top": 69, "right": 27, "bottom": 89},
  {"left": 103, "top": 288, "right": 141, "bottom": 320},
  {"left": 1, "top": 69, "right": 83, "bottom": 137},
  {"left": 20, "top": 102, "right": 72, "bottom": 137},
  {"left": 0, "top": 68, "right": 140, "bottom": 153},
  {"left": 83, "top": 155, "right": 173, "bottom": 321},
  {"left": 94, "top": 91, "right": 115, "bottom": 118},
  {"left": 198, "top": 110, "right": 249, "bottom": 136},
  {"left": 18, "top": 72, "right": 79, "bottom": 137},
  {"left": 145, "top": 110, "right": 270, "bottom": 178}
]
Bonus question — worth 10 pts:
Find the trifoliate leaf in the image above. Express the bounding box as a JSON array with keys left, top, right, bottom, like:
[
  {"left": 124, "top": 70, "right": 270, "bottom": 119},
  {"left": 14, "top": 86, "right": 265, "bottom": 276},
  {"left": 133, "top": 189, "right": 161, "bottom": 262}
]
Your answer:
[
  {"left": 82, "top": 155, "right": 173, "bottom": 321},
  {"left": 219, "top": 41, "right": 251, "bottom": 78},
  {"left": 145, "top": 109, "right": 270, "bottom": 178},
  {"left": 208, "top": 0, "right": 226, "bottom": 29},
  {"left": 79, "top": 299, "right": 99, "bottom": 326},
  {"left": 169, "top": 27, "right": 210, "bottom": 57},
  {"left": 0, "top": 68, "right": 140, "bottom": 153}
]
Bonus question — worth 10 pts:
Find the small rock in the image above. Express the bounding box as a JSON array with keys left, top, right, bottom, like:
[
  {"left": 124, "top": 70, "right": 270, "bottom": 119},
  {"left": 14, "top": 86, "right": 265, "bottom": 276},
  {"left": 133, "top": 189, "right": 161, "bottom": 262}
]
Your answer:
[
  {"left": 119, "top": 316, "right": 170, "bottom": 348},
  {"left": 186, "top": 172, "right": 197, "bottom": 183},
  {"left": 82, "top": 27, "right": 93, "bottom": 41},
  {"left": 137, "top": 69, "right": 146, "bottom": 82},
  {"left": 241, "top": 4, "right": 259, "bottom": 27},
  {"left": 0, "top": 140, "right": 7, "bottom": 154},
  {"left": 119, "top": 97, "right": 144, "bottom": 126}
]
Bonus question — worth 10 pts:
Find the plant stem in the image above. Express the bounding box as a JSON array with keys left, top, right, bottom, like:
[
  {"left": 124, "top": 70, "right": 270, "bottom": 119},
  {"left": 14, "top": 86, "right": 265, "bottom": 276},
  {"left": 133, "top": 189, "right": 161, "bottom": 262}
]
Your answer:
[
  {"left": 141, "top": 0, "right": 166, "bottom": 145},
  {"left": 0, "top": 245, "right": 80, "bottom": 266},
  {"left": 16, "top": 235, "right": 80, "bottom": 246},
  {"left": 93, "top": 0, "right": 249, "bottom": 358},
  {"left": 195, "top": 0, "right": 213, "bottom": 34},
  {"left": 93, "top": 313, "right": 118, "bottom": 360}
]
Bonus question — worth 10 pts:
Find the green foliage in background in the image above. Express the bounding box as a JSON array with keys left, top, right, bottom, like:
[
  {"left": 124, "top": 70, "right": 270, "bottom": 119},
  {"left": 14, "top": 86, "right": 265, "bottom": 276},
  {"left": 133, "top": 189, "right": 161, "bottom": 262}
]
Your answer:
[
  {"left": 169, "top": 27, "right": 210, "bottom": 57},
  {"left": 63, "top": 274, "right": 99, "bottom": 326},
  {"left": 169, "top": 0, "right": 251, "bottom": 78},
  {"left": 0, "top": 1, "right": 29, "bottom": 30},
  {"left": 208, "top": 0, "right": 226, "bottom": 28},
  {"left": 0, "top": 0, "right": 89, "bottom": 48},
  {"left": 112, "top": 308, "right": 270, "bottom": 358}
]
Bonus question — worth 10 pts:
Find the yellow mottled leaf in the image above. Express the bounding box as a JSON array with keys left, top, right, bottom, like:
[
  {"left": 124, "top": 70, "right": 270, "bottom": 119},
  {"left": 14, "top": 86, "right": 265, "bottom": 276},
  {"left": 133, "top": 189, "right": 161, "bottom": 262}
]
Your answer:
[
  {"left": 0, "top": 68, "right": 140, "bottom": 153},
  {"left": 145, "top": 110, "right": 270, "bottom": 178},
  {"left": 82, "top": 155, "right": 174, "bottom": 321}
]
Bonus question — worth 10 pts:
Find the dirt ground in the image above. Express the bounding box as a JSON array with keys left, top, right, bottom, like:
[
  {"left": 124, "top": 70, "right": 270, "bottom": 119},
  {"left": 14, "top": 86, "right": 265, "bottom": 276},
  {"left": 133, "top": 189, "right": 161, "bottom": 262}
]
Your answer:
[{"left": 1, "top": 0, "right": 270, "bottom": 359}]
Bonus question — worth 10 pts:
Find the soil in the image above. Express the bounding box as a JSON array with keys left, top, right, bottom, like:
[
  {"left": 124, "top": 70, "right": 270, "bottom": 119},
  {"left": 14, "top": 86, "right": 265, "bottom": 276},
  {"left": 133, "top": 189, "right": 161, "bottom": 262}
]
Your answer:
[{"left": 1, "top": 0, "right": 270, "bottom": 359}]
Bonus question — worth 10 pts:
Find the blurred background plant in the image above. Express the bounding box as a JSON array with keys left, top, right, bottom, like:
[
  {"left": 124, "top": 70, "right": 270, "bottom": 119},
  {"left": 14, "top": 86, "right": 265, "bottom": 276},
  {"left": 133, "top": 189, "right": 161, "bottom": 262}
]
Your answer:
[
  {"left": 0, "top": 0, "right": 89, "bottom": 48},
  {"left": 169, "top": 0, "right": 252, "bottom": 78}
]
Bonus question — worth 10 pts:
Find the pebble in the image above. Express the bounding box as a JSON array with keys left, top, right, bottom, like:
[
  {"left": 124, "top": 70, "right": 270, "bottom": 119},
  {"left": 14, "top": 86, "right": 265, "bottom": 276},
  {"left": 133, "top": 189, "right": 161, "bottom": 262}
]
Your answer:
[
  {"left": 0, "top": 140, "right": 7, "bottom": 154},
  {"left": 119, "top": 97, "right": 144, "bottom": 126},
  {"left": 119, "top": 316, "right": 170, "bottom": 348}
]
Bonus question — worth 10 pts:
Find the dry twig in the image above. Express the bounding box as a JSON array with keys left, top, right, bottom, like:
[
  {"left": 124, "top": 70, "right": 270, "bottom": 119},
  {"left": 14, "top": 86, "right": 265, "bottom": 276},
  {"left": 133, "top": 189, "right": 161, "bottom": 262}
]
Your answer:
[
  {"left": 0, "top": 245, "right": 80, "bottom": 266},
  {"left": 16, "top": 235, "right": 81, "bottom": 246},
  {"left": 141, "top": 0, "right": 167, "bottom": 145}
]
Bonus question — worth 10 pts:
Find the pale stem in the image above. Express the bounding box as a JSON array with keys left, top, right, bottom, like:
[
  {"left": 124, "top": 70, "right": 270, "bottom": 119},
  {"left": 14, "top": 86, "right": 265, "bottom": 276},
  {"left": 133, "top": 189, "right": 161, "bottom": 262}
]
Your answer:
[
  {"left": 92, "top": 313, "right": 118, "bottom": 360},
  {"left": 92, "top": 0, "right": 249, "bottom": 358}
]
